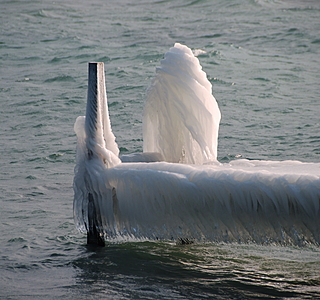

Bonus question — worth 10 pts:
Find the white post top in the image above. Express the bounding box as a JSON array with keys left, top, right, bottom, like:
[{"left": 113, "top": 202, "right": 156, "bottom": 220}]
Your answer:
[{"left": 85, "top": 62, "right": 120, "bottom": 167}]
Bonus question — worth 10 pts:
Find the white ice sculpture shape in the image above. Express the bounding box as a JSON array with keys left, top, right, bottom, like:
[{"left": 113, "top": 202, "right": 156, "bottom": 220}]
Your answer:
[
  {"left": 74, "top": 45, "right": 320, "bottom": 246},
  {"left": 143, "top": 43, "right": 221, "bottom": 164}
]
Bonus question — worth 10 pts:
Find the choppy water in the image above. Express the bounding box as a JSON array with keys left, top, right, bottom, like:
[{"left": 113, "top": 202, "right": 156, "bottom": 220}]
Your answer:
[{"left": 1, "top": 0, "right": 320, "bottom": 298}]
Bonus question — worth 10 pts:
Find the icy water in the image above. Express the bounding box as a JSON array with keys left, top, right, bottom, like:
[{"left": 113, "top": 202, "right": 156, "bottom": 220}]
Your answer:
[{"left": 1, "top": 0, "right": 320, "bottom": 299}]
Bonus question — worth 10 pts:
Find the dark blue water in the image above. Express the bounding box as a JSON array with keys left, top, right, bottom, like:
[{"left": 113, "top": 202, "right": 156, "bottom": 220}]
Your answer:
[{"left": 1, "top": 0, "right": 320, "bottom": 298}]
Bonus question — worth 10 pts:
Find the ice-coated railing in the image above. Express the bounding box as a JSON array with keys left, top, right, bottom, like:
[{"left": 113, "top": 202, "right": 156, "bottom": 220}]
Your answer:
[{"left": 74, "top": 44, "right": 320, "bottom": 246}]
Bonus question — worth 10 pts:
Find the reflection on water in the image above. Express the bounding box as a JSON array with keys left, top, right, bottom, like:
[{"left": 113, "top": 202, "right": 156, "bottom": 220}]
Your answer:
[{"left": 72, "top": 241, "right": 320, "bottom": 299}]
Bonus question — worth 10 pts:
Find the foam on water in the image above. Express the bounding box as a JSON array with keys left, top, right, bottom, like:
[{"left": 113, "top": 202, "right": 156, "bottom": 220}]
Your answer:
[{"left": 74, "top": 44, "right": 320, "bottom": 246}]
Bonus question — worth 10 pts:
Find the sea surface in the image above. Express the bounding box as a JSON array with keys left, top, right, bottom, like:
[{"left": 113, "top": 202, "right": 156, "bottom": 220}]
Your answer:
[{"left": 1, "top": 0, "right": 320, "bottom": 298}]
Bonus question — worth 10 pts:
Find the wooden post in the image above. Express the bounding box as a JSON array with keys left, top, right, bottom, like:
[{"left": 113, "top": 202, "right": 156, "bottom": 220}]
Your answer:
[
  {"left": 85, "top": 62, "right": 106, "bottom": 247},
  {"left": 87, "top": 193, "right": 105, "bottom": 246}
]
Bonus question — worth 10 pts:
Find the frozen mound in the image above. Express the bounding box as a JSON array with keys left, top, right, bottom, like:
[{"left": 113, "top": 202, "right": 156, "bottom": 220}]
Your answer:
[{"left": 143, "top": 43, "right": 221, "bottom": 164}]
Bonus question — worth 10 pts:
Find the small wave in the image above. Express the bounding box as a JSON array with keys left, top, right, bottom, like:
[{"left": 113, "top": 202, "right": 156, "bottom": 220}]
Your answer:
[
  {"left": 97, "top": 56, "right": 111, "bottom": 63},
  {"left": 171, "top": 0, "right": 205, "bottom": 8},
  {"left": 200, "top": 33, "right": 223, "bottom": 39},
  {"left": 48, "top": 57, "right": 70, "bottom": 64},
  {"left": 33, "top": 9, "right": 64, "bottom": 19},
  {"left": 25, "top": 191, "right": 45, "bottom": 197},
  {"left": 252, "top": 77, "right": 271, "bottom": 82},
  {"left": 208, "top": 76, "right": 234, "bottom": 86},
  {"left": 22, "top": 56, "right": 41, "bottom": 61},
  {"left": 44, "top": 75, "right": 75, "bottom": 83},
  {"left": 45, "top": 153, "right": 65, "bottom": 162},
  {"left": 40, "top": 38, "right": 58, "bottom": 43},
  {"left": 312, "top": 38, "right": 320, "bottom": 44},
  {"left": 8, "top": 237, "right": 27, "bottom": 243}
]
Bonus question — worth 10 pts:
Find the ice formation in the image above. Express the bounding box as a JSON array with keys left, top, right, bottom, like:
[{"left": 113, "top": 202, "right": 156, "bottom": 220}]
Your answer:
[
  {"left": 74, "top": 44, "right": 320, "bottom": 246},
  {"left": 143, "top": 43, "right": 220, "bottom": 164}
]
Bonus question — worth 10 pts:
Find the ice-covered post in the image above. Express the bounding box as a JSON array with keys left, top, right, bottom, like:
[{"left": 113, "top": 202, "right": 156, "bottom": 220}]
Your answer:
[
  {"left": 86, "top": 62, "right": 108, "bottom": 158},
  {"left": 85, "top": 62, "right": 120, "bottom": 165},
  {"left": 75, "top": 62, "right": 120, "bottom": 246},
  {"left": 85, "top": 62, "right": 106, "bottom": 246}
]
